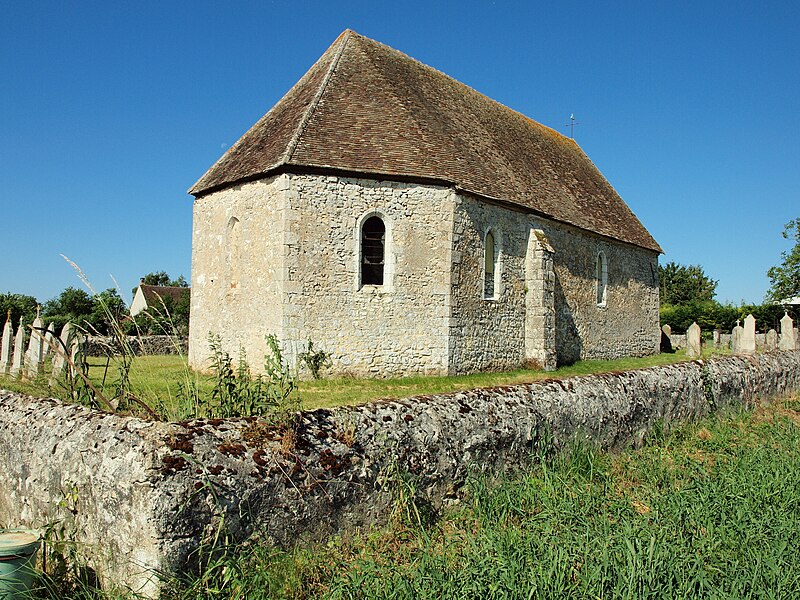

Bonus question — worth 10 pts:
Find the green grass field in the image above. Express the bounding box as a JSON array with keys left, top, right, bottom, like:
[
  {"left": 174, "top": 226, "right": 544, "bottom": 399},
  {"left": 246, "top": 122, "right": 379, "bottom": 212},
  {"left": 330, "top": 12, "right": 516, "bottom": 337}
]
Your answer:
[{"left": 1, "top": 346, "right": 727, "bottom": 418}]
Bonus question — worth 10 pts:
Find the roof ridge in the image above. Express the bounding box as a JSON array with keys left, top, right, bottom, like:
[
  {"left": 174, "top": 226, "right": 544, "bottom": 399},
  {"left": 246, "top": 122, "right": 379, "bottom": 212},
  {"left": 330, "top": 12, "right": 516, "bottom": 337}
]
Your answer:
[{"left": 282, "top": 30, "right": 351, "bottom": 164}]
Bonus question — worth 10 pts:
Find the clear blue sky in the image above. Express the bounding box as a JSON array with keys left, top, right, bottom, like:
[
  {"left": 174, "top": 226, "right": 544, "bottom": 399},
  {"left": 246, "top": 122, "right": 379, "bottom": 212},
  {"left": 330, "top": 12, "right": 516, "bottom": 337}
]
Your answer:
[{"left": 2, "top": 1, "right": 798, "bottom": 305}]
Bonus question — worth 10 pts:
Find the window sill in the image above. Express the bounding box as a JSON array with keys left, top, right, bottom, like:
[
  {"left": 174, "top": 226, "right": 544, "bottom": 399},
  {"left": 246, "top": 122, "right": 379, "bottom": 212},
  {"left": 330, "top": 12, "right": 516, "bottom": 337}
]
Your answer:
[{"left": 358, "top": 284, "right": 393, "bottom": 294}]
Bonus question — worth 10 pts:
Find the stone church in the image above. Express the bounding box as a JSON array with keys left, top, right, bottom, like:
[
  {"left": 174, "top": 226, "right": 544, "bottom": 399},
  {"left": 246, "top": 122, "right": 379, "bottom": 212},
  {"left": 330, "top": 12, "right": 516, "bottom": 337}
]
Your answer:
[{"left": 188, "top": 30, "right": 662, "bottom": 377}]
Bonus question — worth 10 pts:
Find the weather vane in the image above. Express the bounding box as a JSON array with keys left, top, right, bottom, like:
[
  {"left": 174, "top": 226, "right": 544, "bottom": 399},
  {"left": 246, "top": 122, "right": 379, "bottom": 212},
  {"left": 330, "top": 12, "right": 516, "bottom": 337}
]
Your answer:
[{"left": 565, "top": 114, "right": 579, "bottom": 139}]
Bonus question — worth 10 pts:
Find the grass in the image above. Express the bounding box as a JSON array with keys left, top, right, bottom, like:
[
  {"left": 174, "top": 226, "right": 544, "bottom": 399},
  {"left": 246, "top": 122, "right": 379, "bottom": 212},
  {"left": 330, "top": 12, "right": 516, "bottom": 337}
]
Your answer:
[
  {"left": 170, "top": 393, "right": 800, "bottom": 599},
  {"left": 1, "top": 346, "right": 727, "bottom": 415},
  {"left": 30, "top": 392, "right": 799, "bottom": 599}
]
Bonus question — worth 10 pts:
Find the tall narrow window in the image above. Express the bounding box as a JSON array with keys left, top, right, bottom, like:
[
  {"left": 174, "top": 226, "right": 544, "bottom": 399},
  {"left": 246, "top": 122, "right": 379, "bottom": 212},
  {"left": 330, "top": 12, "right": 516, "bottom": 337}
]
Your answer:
[
  {"left": 361, "top": 216, "right": 385, "bottom": 285},
  {"left": 596, "top": 251, "right": 607, "bottom": 306},
  {"left": 484, "top": 230, "right": 496, "bottom": 299}
]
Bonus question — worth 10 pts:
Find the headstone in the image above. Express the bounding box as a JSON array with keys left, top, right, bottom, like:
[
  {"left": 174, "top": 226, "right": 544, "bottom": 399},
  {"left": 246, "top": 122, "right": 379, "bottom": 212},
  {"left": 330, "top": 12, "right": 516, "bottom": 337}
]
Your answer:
[
  {"left": 1, "top": 311, "right": 12, "bottom": 375},
  {"left": 779, "top": 313, "right": 796, "bottom": 351},
  {"left": 10, "top": 323, "right": 25, "bottom": 377},
  {"left": 24, "top": 314, "right": 44, "bottom": 378},
  {"left": 686, "top": 322, "right": 702, "bottom": 358},
  {"left": 660, "top": 329, "right": 673, "bottom": 353},
  {"left": 70, "top": 333, "right": 87, "bottom": 377},
  {"left": 661, "top": 324, "right": 671, "bottom": 337},
  {"left": 765, "top": 329, "right": 778, "bottom": 352},
  {"left": 713, "top": 329, "right": 721, "bottom": 348},
  {"left": 740, "top": 314, "right": 756, "bottom": 355},
  {"left": 731, "top": 324, "right": 743, "bottom": 353},
  {"left": 50, "top": 322, "right": 75, "bottom": 384},
  {"left": 42, "top": 322, "right": 56, "bottom": 359}
]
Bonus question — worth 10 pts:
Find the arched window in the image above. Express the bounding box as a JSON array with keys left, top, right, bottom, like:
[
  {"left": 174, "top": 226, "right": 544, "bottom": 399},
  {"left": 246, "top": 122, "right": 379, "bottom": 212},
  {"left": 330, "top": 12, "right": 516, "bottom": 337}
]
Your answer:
[
  {"left": 484, "top": 230, "right": 497, "bottom": 299},
  {"left": 596, "top": 251, "right": 608, "bottom": 306},
  {"left": 361, "top": 216, "right": 385, "bottom": 285}
]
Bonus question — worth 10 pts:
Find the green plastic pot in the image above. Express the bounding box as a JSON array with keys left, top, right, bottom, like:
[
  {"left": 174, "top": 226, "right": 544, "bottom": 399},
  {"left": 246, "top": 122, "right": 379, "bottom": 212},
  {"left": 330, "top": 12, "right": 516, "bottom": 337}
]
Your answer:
[{"left": 0, "top": 530, "right": 41, "bottom": 599}]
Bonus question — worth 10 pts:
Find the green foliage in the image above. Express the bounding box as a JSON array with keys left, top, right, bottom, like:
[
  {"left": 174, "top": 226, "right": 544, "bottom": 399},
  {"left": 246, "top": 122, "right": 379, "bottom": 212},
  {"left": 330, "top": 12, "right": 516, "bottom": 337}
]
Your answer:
[
  {"left": 132, "top": 271, "right": 188, "bottom": 296},
  {"left": 202, "top": 334, "right": 299, "bottom": 422},
  {"left": 0, "top": 292, "right": 38, "bottom": 327},
  {"left": 659, "top": 261, "right": 718, "bottom": 305},
  {"left": 297, "top": 339, "right": 332, "bottom": 379},
  {"left": 3, "top": 350, "right": 713, "bottom": 416},
  {"left": 661, "top": 301, "right": 799, "bottom": 334},
  {"left": 127, "top": 288, "right": 190, "bottom": 336},
  {"left": 766, "top": 217, "right": 800, "bottom": 303},
  {"left": 42, "top": 287, "right": 127, "bottom": 335}
]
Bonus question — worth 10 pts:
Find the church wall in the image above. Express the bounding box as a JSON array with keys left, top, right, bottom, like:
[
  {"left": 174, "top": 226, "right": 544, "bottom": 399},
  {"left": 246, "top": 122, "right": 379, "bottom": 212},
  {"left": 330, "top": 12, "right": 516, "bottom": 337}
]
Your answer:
[
  {"left": 189, "top": 176, "right": 288, "bottom": 371},
  {"left": 448, "top": 195, "right": 529, "bottom": 373},
  {"left": 538, "top": 220, "right": 660, "bottom": 363},
  {"left": 449, "top": 194, "right": 659, "bottom": 372},
  {"left": 189, "top": 174, "right": 658, "bottom": 377},
  {"left": 282, "top": 175, "right": 455, "bottom": 377}
]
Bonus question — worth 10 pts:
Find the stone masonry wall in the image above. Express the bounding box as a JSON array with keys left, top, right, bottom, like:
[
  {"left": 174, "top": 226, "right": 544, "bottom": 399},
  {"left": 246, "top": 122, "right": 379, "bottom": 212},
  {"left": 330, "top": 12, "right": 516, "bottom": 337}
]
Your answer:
[
  {"left": 282, "top": 175, "right": 454, "bottom": 376},
  {"left": 85, "top": 336, "right": 188, "bottom": 357},
  {"left": 538, "top": 219, "right": 660, "bottom": 364},
  {"left": 449, "top": 194, "right": 529, "bottom": 372},
  {"left": 190, "top": 173, "right": 658, "bottom": 377},
  {"left": 1, "top": 351, "right": 798, "bottom": 597},
  {"left": 450, "top": 194, "right": 660, "bottom": 372},
  {"left": 189, "top": 175, "right": 288, "bottom": 371}
]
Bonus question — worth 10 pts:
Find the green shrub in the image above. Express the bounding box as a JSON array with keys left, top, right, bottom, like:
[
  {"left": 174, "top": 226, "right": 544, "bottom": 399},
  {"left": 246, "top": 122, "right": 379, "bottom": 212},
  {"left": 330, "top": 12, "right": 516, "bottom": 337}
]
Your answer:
[
  {"left": 204, "top": 334, "right": 299, "bottom": 423},
  {"left": 297, "top": 338, "right": 332, "bottom": 379}
]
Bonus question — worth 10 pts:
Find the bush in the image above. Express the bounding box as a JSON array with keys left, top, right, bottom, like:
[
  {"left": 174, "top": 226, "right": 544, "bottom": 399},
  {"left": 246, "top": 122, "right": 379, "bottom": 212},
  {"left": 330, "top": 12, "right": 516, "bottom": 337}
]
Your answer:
[{"left": 661, "top": 301, "right": 799, "bottom": 334}]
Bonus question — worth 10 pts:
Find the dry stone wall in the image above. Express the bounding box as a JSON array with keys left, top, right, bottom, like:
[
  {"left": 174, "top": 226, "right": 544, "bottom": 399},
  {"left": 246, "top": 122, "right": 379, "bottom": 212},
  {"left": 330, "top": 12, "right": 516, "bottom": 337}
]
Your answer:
[
  {"left": 1, "top": 351, "right": 799, "bottom": 597},
  {"left": 84, "top": 336, "right": 188, "bottom": 357}
]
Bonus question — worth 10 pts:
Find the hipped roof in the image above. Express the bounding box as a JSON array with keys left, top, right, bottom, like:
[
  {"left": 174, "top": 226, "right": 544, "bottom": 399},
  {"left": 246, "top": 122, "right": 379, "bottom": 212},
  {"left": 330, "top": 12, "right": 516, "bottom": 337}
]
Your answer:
[{"left": 190, "top": 30, "right": 661, "bottom": 253}]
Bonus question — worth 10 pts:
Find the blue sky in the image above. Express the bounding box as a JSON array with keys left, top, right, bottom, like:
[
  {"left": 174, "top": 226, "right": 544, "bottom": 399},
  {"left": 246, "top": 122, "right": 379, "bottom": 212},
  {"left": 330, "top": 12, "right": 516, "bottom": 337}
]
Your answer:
[{"left": 2, "top": 1, "right": 798, "bottom": 305}]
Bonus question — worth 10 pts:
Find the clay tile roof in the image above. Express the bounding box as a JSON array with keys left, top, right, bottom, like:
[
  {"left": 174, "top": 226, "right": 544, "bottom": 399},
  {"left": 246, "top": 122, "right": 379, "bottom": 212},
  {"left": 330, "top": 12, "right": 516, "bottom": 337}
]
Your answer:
[
  {"left": 190, "top": 30, "right": 662, "bottom": 253},
  {"left": 139, "top": 285, "right": 188, "bottom": 305}
]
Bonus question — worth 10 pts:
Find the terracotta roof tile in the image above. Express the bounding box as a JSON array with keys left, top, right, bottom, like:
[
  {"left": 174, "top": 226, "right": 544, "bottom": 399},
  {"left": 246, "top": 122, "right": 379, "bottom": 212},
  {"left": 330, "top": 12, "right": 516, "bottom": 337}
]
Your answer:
[
  {"left": 190, "top": 30, "right": 661, "bottom": 253},
  {"left": 139, "top": 285, "right": 188, "bottom": 305}
]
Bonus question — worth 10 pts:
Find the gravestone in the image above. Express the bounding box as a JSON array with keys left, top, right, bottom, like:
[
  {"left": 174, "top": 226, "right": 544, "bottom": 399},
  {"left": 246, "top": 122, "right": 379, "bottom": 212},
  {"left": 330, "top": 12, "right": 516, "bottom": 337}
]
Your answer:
[
  {"left": 731, "top": 321, "right": 743, "bottom": 353},
  {"left": 1, "top": 312, "right": 12, "bottom": 375},
  {"left": 659, "top": 328, "right": 673, "bottom": 353},
  {"left": 765, "top": 329, "right": 778, "bottom": 352},
  {"left": 42, "top": 322, "right": 56, "bottom": 359},
  {"left": 740, "top": 314, "right": 756, "bottom": 354},
  {"left": 779, "top": 313, "right": 796, "bottom": 351},
  {"left": 686, "top": 322, "right": 702, "bottom": 358},
  {"left": 25, "top": 314, "right": 45, "bottom": 378},
  {"left": 662, "top": 324, "right": 671, "bottom": 337},
  {"left": 10, "top": 323, "right": 25, "bottom": 377},
  {"left": 70, "top": 333, "right": 88, "bottom": 378},
  {"left": 713, "top": 329, "right": 721, "bottom": 348},
  {"left": 50, "top": 322, "right": 75, "bottom": 384}
]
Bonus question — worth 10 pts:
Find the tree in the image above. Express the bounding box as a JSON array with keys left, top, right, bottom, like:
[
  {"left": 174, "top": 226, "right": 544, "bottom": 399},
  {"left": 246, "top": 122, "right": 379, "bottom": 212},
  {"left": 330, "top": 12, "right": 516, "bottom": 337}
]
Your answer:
[
  {"left": 42, "top": 286, "right": 96, "bottom": 332},
  {"left": 659, "top": 262, "right": 718, "bottom": 306},
  {"left": 91, "top": 288, "right": 128, "bottom": 333},
  {"left": 133, "top": 271, "right": 189, "bottom": 297},
  {"left": 140, "top": 271, "right": 188, "bottom": 287},
  {"left": 766, "top": 218, "right": 800, "bottom": 303},
  {"left": 0, "top": 293, "right": 39, "bottom": 327}
]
